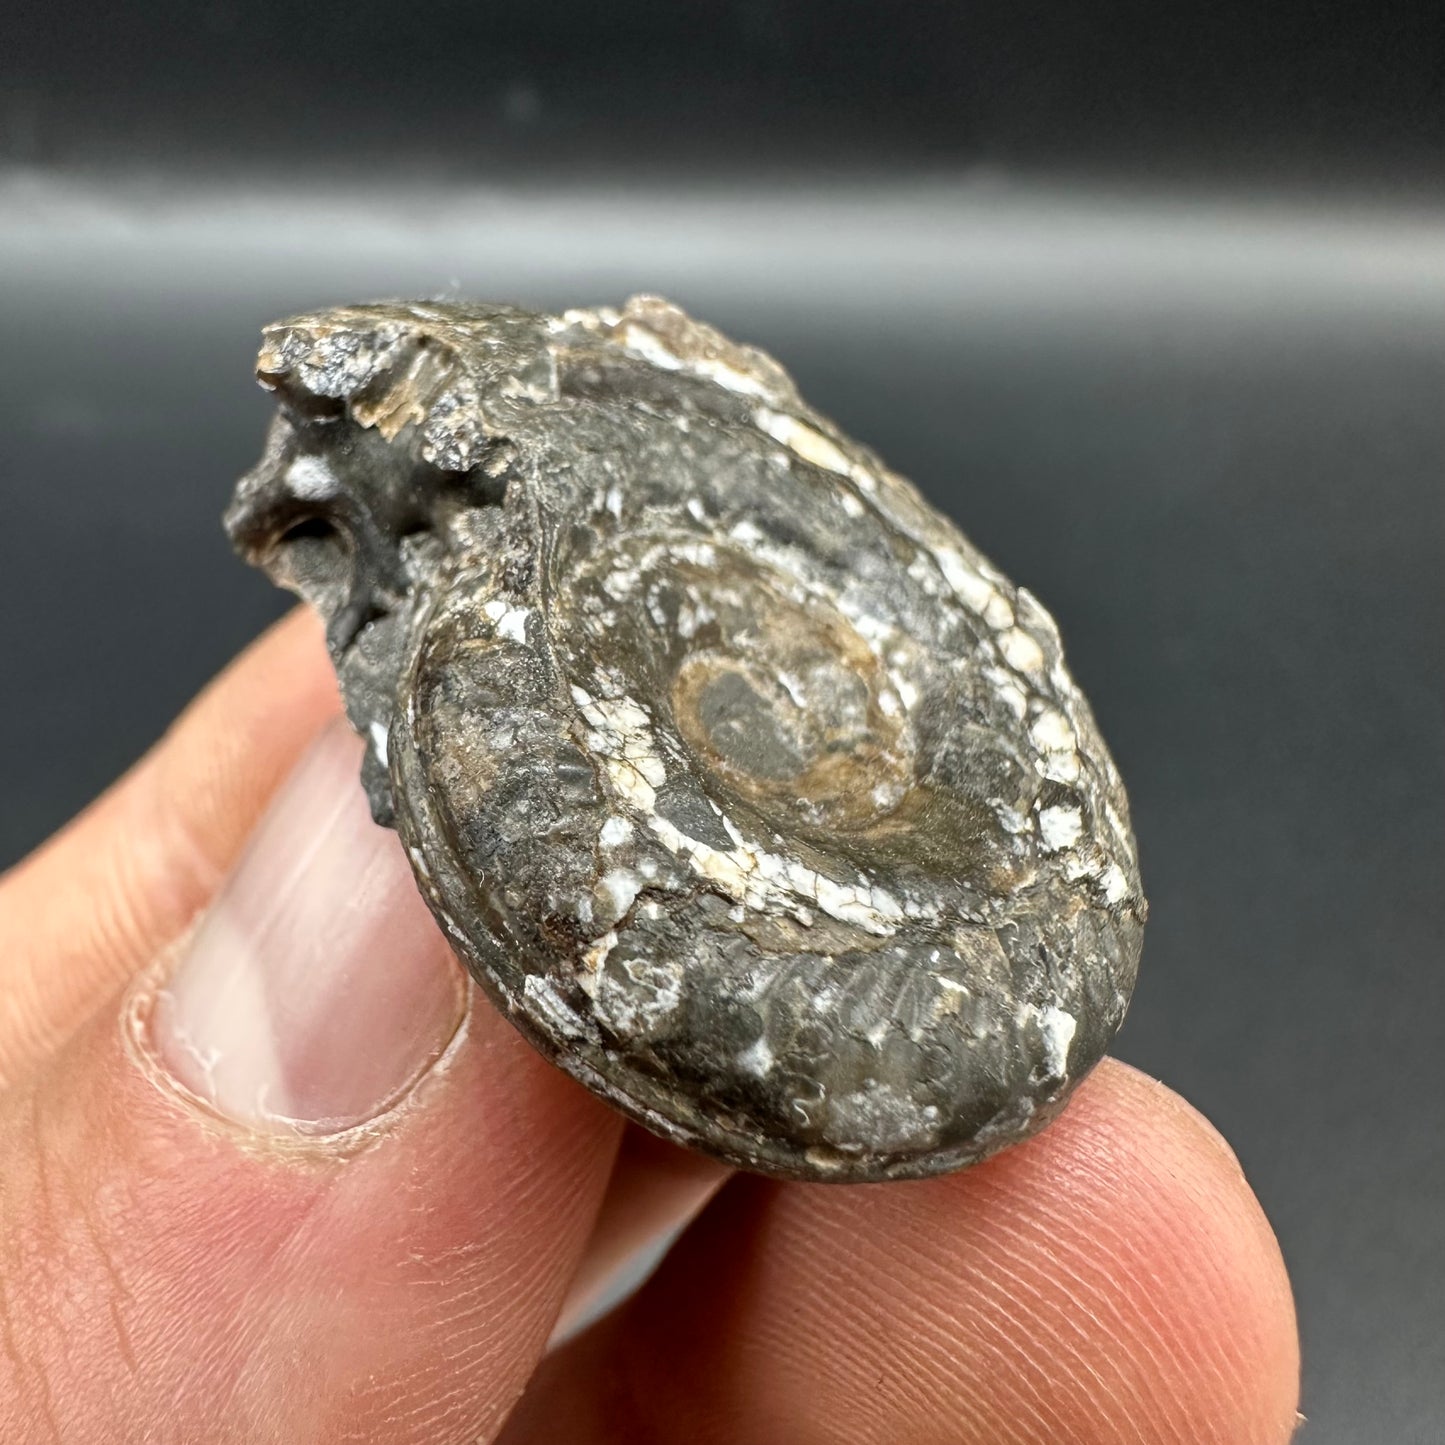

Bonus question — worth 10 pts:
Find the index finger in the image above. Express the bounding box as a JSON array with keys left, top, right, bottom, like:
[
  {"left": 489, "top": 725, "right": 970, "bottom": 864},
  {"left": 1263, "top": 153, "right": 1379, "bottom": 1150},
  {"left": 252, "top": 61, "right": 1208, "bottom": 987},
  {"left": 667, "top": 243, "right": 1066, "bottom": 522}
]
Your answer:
[{"left": 502, "top": 1060, "right": 1301, "bottom": 1445}]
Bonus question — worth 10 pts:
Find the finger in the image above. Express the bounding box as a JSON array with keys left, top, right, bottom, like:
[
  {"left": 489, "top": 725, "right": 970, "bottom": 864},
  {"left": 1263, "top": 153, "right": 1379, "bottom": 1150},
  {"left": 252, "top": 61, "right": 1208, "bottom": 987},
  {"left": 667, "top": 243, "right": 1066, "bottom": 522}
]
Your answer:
[
  {"left": 502, "top": 1060, "right": 1300, "bottom": 1445},
  {"left": 555, "top": 1126, "right": 732, "bottom": 1341},
  {"left": 0, "top": 608, "right": 339, "bottom": 1084},
  {"left": 0, "top": 722, "right": 623, "bottom": 1444}
]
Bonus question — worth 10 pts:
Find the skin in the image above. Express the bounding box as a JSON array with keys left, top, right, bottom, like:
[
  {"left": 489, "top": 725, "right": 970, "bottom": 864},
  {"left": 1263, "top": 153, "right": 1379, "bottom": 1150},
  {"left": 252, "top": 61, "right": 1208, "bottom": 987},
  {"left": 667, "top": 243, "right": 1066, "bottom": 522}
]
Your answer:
[{"left": 0, "top": 610, "right": 1300, "bottom": 1443}]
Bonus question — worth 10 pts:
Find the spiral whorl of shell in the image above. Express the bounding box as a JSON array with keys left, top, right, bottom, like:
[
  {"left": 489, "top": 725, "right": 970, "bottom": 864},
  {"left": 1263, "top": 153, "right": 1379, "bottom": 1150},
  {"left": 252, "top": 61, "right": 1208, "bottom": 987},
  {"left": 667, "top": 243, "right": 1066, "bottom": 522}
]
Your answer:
[{"left": 227, "top": 296, "right": 1145, "bottom": 1181}]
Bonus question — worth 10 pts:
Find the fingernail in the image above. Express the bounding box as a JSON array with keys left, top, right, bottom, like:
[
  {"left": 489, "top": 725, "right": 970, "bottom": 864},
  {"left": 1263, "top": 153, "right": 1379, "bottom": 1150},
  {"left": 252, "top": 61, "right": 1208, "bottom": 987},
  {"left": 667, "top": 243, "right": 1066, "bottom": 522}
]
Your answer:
[{"left": 151, "top": 718, "right": 466, "bottom": 1135}]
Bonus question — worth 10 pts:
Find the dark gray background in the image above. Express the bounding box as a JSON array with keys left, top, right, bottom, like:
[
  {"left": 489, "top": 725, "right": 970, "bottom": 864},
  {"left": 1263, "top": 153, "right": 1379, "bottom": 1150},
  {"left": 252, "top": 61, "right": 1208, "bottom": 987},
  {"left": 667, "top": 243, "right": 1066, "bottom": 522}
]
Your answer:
[{"left": 1, "top": 4, "right": 1442, "bottom": 1440}]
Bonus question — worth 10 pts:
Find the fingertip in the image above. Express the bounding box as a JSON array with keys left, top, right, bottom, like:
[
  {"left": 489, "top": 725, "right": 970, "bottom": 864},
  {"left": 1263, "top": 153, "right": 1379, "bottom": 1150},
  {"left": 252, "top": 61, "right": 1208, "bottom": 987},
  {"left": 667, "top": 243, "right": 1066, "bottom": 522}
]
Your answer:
[
  {"left": 1067, "top": 1058, "right": 1248, "bottom": 1178},
  {"left": 146, "top": 607, "right": 339, "bottom": 868},
  {"left": 0, "top": 609, "right": 340, "bottom": 1085},
  {"left": 1045, "top": 1058, "right": 1302, "bottom": 1444},
  {"left": 526, "top": 1056, "right": 1300, "bottom": 1445},
  {"left": 846, "top": 1055, "right": 1303, "bottom": 1444}
]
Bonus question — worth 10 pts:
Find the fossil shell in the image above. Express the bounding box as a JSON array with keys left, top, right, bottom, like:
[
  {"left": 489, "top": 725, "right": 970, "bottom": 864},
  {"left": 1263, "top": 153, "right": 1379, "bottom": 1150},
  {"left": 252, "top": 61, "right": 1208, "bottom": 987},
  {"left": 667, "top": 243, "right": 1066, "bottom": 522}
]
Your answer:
[{"left": 225, "top": 296, "right": 1145, "bottom": 1182}]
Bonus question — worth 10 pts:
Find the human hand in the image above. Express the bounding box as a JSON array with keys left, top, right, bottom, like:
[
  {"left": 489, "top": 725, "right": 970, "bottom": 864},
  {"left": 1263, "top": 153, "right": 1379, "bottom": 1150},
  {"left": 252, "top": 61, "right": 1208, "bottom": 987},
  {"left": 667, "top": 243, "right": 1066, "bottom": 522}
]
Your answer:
[{"left": 0, "top": 611, "right": 1300, "bottom": 1443}]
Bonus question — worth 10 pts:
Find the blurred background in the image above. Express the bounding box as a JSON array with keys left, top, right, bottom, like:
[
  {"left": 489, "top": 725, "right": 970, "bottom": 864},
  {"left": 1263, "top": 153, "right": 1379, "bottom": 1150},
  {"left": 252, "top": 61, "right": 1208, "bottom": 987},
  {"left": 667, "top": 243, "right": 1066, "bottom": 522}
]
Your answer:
[{"left": 2, "top": 2, "right": 1442, "bottom": 1438}]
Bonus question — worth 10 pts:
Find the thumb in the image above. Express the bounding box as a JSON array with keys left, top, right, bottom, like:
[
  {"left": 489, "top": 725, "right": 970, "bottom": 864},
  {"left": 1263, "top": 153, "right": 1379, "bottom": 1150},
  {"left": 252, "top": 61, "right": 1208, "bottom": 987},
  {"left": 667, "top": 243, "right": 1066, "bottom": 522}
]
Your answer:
[{"left": 0, "top": 721, "right": 622, "bottom": 1444}]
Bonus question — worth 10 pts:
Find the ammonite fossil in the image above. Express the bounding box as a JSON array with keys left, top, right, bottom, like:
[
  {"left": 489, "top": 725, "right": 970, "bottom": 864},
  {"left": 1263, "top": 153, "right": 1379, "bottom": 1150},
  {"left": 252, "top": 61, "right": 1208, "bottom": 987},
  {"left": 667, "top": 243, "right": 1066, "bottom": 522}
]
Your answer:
[{"left": 225, "top": 296, "right": 1145, "bottom": 1182}]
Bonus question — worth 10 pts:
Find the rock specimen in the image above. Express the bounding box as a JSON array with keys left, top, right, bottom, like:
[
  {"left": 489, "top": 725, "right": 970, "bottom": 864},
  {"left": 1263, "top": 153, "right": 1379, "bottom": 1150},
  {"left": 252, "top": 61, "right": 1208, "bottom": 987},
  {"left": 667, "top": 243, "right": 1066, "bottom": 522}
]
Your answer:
[{"left": 225, "top": 296, "right": 1145, "bottom": 1181}]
